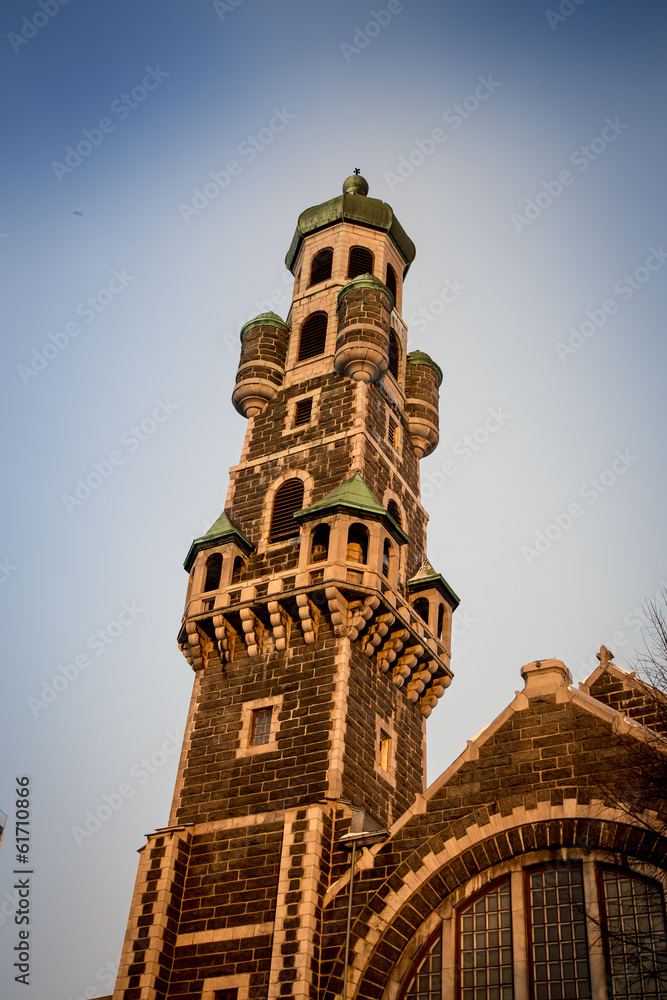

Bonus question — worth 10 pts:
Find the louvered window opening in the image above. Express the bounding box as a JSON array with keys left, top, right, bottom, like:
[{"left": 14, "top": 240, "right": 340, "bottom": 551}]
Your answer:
[
  {"left": 388, "top": 330, "right": 400, "bottom": 380},
  {"left": 403, "top": 932, "right": 442, "bottom": 1000},
  {"left": 527, "top": 865, "right": 590, "bottom": 999},
  {"left": 204, "top": 553, "right": 222, "bottom": 592},
  {"left": 388, "top": 418, "right": 399, "bottom": 448},
  {"left": 309, "top": 247, "right": 333, "bottom": 286},
  {"left": 269, "top": 479, "right": 304, "bottom": 542},
  {"left": 298, "top": 312, "right": 328, "bottom": 361},
  {"left": 387, "top": 499, "right": 402, "bottom": 525},
  {"left": 347, "top": 245, "right": 374, "bottom": 279},
  {"left": 459, "top": 878, "right": 513, "bottom": 999},
  {"left": 600, "top": 867, "right": 667, "bottom": 998},
  {"left": 294, "top": 398, "right": 313, "bottom": 426},
  {"left": 386, "top": 262, "right": 398, "bottom": 300}
]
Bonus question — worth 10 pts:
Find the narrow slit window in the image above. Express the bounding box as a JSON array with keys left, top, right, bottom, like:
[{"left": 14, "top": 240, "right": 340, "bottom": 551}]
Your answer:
[
  {"left": 294, "top": 398, "right": 313, "bottom": 427},
  {"left": 298, "top": 312, "right": 328, "bottom": 361},
  {"left": 386, "top": 262, "right": 398, "bottom": 301},
  {"left": 250, "top": 707, "right": 272, "bottom": 747},
  {"left": 387, "top": 499, "right": 402, "bottom": 526},
  {"left": 231, "top": 556, "right": 245, "bottom": 584},
  {"left": 388, "top": 330, "right": 400, "bottom": 380},
  {"left": 309, "top": 247, "right": 333, "bottom": 286},
  {"left": 437, "top": 604, "right": 445, "bottom": 641},
  {"left": 382, "top": 539, "right": 391, "bottom": 577},
  {"left": 347, "top": 245, "right": 374, "bottom": 279},
  {"left": 379, "top": 730, "right": 392, "bottom": 771},
  {"left": 269, "top": 478, "right": 304, "bottom": 542}
]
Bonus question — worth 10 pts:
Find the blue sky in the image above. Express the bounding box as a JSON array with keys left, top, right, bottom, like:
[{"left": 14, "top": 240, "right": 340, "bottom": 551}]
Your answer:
[{"left": 1, "top": 0, "right": 666, "bottom": 996}]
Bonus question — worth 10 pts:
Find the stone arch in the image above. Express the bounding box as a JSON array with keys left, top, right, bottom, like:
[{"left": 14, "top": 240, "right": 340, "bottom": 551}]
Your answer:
[{"left": 320, "top": 800, "right": 667, "bottom": 1000}]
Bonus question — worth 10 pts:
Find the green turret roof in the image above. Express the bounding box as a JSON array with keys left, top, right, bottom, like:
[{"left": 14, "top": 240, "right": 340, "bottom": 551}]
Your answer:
[
  {"left": 285, "top": 176, "right": 416, "bottom": 274},
  {"left": 295, "top": 474, "right": 409, "bottom": 544},
  {"left": 408, "top": 560, "right": 460, "bottom": 609},
  {"left": 183, "top": 511, "right": 253, "bottom": 572}
]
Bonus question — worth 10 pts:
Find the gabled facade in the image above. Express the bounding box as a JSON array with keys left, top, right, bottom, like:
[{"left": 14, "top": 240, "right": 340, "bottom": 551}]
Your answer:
[{"left": 110, "top": 177, "right": 667, "bottom": 1000}]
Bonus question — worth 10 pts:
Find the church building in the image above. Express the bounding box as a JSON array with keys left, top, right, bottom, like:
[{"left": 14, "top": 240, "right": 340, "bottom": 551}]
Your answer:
[{"left": 109, "top": 174, "right": 667, "bottom": 1000}]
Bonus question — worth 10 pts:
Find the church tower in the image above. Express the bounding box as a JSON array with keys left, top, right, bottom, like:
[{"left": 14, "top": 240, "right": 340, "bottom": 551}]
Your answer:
[{"left": 111, "top": 174, "right": 458, "bottom": 1000}]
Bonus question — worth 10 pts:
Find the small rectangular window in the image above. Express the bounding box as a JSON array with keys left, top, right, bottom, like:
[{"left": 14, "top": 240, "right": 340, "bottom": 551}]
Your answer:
[
  {"left": 251, "top": 708, "right": 272, "bottom": 746},
  {"left": 380, "top": 731, "right": 391, "bottom": 772},
  {"left": 294, "top": 398, "right": 313, "bottom": 426},
  {"left": 215, "top": 991, "right": 238, "bottom": 1000},
  {"left": 388, "top": 418, "right": 399, "bottom": 448}
]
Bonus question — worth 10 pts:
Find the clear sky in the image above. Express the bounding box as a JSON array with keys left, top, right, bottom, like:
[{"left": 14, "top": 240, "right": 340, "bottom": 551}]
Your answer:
[{"left": 1, "top": 0, "right": 666, "bottom": 996}]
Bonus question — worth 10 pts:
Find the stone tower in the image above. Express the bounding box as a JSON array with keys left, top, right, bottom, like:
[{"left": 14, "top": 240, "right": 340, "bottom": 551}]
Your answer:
[{"left": 111, "top": 174, "right": 458, "bottom": 1000}]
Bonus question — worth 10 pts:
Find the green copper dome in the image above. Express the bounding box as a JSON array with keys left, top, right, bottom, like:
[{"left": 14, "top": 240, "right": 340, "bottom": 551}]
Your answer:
[{"left": 285, "top": 176, "right": 416, "bottom": 274}]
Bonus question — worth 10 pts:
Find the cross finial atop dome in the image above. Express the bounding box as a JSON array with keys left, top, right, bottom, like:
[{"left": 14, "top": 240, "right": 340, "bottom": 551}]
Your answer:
[{"left": 342, "top": 171, "right": 369, "bottom": 196}]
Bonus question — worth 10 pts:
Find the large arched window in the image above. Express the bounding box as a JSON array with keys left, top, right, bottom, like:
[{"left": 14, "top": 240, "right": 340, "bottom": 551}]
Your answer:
[
  {"left": 402, "top": 930, "right": 442, "bottom": 1000},
  {"left": 269, "top": 479, "right": 304, "bottom": 542},
  {"left": 298, "top": 312, "right": 328, "bottom": 361},
  {"left": 309, "top": 247, "right": 333, "bottom": 286},
  {"left": 347, "top": 245, "right": 374, "bottom": 279},
  {"left": 458, "top": 878, "right": 513, "bottom": 999},
  {"left": 346, "top": 524, "right": 368, "bottom": 564},
  {"left": 599, "top": 867, "right": 667, "bottom": 997},
  {"left": 203, "top": 553, "right": 222, "bottom": 592}
]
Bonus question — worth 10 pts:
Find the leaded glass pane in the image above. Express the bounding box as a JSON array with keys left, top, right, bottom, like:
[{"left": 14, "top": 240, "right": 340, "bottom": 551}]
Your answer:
[
  {"left": 403, "top": 933, "right": 442, "bottom": 1000},
  {"left": 528, "top": 865, "right": 590, "bottom": 999},
  {"left": 458, "top": 879, "right": 513, "bottom": 999},
  {"left": 601, "top": 868, "right": 667, "bottom": 997}
]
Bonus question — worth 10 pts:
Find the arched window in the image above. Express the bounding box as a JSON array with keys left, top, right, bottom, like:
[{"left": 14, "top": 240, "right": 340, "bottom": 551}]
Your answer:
[
  {"left": 437, "top": 603, "right": 445, "bottom": 641},
  {"left": 388, "top": 330, "right": 400, "bottom": 380},
  {"left": 414, "top": 597, "right": 429, "bottom": 623},
  {"left": 382, "top": 539, "right": 392, "bottom": 577},
  {"left": 203, "top": 553, "right": 222, "bottom": 592},
  {"left": 387, "top": 499, "right": 402, "bottom": 526},
  {"left": 231, "top": 556, "right": 245, "bottom": 584},
  {"left": 458, "top": 878, "right": 513, "bottom": 999},
  {"left": 346, "top": 524, "right": 368, "bottom": 564},
  {"left": 309, "top": 247, "right": 333, "bottom": 286},
  {"left": 599, "top": 867, "right": 667, "bottom": 996},
  {"left": 347, "top": 245, "right": 374, "bottom": 279},
  {"left": 385, "top": 262, "right": 398, "bottom": 301},
  {"left": 402, "top": 930, "right": 442, "bottom": 1000},
  {"left": 310, "top": 524, "right": 330, "bottom": 563},
  {"left": 298, "top": 312, "right": 328, "bottom": 361},
  {"left": 269, "top": 479, "right": 304, "bottom": 542}
]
